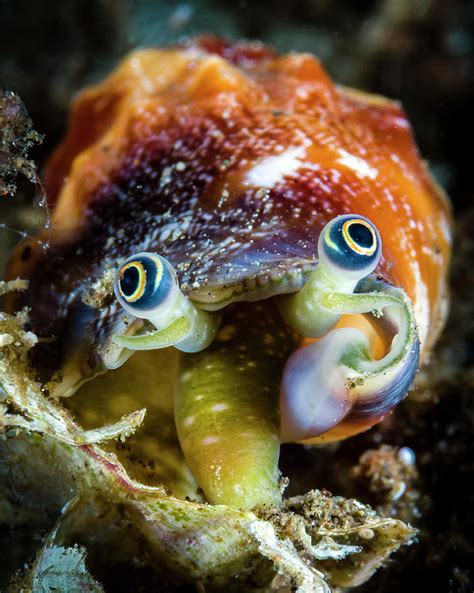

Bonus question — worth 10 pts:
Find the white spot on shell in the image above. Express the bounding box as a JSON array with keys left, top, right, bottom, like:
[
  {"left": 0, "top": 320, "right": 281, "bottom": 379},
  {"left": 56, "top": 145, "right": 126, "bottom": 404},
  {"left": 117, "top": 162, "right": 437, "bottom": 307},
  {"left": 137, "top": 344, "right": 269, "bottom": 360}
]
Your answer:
[
  {"left": 245, "top": 143, "right": 309, "bottom": 188},
  {"left": 336, "top": 149, "right": 378, "bottom": 180}
]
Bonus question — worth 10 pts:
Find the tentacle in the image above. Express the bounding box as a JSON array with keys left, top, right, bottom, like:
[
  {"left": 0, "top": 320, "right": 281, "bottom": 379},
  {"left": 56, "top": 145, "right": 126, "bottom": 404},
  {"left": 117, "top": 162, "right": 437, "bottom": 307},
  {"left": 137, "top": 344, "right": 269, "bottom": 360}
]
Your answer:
[
  {"left": 280, "top": 276, "right": 419, "bottom": 443},
  {"left": 112, "top": 307, "right": 221, "bottom": 353},
  {"left": 175, "top": 302, "right": 298, "bottom": 509},
  {"left": 112, "top": 317, "right": 191, "bottom": 351}
]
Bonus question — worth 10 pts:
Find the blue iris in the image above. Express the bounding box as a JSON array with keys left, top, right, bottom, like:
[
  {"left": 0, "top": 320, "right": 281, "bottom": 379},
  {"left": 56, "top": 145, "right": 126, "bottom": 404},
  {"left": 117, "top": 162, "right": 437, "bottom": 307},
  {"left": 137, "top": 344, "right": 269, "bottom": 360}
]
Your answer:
[
  {"left": 116, "top": 253, "right": 174, "bottom": 312},
  {"left": 323, "top": 215, "right": 380, "bottom": 271}
]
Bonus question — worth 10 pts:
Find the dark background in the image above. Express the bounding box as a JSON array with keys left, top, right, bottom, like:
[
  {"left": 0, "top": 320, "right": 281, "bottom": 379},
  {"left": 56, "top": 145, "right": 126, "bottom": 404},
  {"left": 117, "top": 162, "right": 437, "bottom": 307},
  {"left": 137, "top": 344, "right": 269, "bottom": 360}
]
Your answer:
[{"left": 0, "top": 1, "right": 473, "bottom": 591}]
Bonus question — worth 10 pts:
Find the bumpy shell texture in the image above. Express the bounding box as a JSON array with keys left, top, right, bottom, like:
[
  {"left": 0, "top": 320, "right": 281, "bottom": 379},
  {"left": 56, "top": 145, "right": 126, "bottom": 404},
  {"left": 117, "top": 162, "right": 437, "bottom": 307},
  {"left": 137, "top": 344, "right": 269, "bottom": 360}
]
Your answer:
[{"left": 9, "top": 36, "right": 450, "bottom": 373}]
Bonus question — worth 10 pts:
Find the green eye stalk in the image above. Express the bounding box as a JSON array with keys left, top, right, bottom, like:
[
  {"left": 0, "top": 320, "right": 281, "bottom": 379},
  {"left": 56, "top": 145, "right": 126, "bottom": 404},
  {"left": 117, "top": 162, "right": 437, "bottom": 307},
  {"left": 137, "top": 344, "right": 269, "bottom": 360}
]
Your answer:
[
  {"left": 278, "top": 215, "right": 382, "bottom": 338},
  {"left": 277, "top": 214, "right": 419, "bottom": 443},
  {"left": 112, "top": 253, "right": 221, "bottom": 353}
]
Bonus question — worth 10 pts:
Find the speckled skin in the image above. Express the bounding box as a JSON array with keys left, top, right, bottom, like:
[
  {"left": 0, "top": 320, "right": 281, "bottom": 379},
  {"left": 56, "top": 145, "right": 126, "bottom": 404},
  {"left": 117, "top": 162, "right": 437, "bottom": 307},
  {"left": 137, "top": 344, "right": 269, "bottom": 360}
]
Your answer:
[
  {"left": 7, "top": 37, "right": 452, "bottom": 508},
  {"left": 176, "top": 302, "right": 297, "bottom": 507}
]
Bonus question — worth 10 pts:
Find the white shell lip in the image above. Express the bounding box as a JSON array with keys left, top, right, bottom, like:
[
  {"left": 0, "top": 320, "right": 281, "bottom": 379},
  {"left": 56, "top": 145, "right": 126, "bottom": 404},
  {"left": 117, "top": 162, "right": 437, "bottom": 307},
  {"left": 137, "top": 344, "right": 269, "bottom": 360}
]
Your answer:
[{"left": 280, "top": 329, "right": 359, "bottom": 443}]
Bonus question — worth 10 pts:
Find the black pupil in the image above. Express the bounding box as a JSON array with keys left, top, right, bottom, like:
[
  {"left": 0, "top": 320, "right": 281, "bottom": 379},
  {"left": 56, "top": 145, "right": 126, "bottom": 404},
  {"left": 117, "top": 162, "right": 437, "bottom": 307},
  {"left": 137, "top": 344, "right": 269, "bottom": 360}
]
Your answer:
[
  {"left": 349, "top": 223, "right": 373, "bottom": 248},
  {"left": 121, "top": 266, "right": 139, "bottom": 297}
]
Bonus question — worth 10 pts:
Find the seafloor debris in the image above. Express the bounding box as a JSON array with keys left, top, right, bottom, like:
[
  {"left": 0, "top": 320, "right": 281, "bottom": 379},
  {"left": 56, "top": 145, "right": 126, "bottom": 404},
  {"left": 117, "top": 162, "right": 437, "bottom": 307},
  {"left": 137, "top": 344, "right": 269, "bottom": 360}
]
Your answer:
[
  {"left": 352, "top": 445, "right": 417, "bottom": 502},
  {"left": 0, "top": 90, "right": 42, "bottom": 197},
  {"left": 9, "top": 545, "right": 105, "bottom": 593},
  {"left": 0, "top": 279, "right": 415, "bottom": 592},
  {"left": 351, "top": 444, "right": 421, "bottom": 521}
]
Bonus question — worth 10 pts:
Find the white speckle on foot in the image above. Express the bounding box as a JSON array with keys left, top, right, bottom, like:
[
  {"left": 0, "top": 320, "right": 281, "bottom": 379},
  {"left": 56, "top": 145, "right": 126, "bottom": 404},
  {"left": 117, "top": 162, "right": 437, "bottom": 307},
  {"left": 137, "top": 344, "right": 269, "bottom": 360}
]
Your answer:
[
  {"left": 202, "top": 436, "right": 219, "bottom": 445},
  {"left": 211, "top": 403, "right": 228, "bottom": 412},
  {"left": 218, "top": 324, "right": 236, "bottom": 341}
]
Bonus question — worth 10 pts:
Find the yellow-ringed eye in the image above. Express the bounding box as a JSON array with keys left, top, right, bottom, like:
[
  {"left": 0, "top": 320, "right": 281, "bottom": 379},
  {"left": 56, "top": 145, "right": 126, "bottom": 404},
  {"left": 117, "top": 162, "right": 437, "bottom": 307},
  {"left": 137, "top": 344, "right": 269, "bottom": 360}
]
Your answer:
[
  {"left": 320, "top": 214, "right": 381, "bottom": 275},
  {"left": 118, "top": 260, "right": 147, "bottom": 303},
  {"left": 342, "top": 218, "right": 377, "bottom": 256},
  {"left": 114, "top": 252, "right": 176, "bottom": 317}
]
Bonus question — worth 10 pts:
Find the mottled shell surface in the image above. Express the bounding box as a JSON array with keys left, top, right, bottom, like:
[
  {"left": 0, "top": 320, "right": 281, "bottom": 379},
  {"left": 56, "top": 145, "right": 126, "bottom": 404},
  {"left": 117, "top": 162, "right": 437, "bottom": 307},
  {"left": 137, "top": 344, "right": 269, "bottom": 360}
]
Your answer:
[{"left": 9, "top": 37, "right": 451, "bottom": 372}]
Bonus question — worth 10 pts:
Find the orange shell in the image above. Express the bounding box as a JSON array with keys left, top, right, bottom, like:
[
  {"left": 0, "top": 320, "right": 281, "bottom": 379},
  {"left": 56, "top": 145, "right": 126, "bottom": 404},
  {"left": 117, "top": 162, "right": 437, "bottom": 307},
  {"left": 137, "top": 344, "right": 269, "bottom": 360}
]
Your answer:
[{"left": 10, "top": 37, "right": 451, "bottom": 368}]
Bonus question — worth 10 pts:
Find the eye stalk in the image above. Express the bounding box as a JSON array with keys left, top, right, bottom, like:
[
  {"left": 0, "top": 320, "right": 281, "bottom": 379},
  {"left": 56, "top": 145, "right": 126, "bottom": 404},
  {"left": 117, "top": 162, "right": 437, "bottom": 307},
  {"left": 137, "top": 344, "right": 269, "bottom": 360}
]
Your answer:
[
  {"left": 112, "top": 252, "right": 221, "bottom": 354},
  {"left": 319, "top": 214, "right": 381, "bottom": 279},
  {"left": 277, "top": 214, "right": 419, "bottom": 443},
  {"left": 277, "top": 214, "right": 383, "bottom": 338}
]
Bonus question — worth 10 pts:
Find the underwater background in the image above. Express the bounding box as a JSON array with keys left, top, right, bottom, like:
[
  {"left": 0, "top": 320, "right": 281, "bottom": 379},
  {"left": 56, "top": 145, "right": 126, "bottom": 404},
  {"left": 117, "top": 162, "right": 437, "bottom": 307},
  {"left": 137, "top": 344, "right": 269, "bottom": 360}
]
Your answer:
[{"left": 0, "top": 1, "right": 473, "bottom": 591}]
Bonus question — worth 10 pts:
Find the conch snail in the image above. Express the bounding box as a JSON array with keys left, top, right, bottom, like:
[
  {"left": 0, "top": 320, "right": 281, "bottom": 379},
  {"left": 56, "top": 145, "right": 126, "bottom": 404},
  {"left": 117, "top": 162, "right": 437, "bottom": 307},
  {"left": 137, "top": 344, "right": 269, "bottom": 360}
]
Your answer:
[{"left": 8, "top": 37, "right": 451, "bottom": 509}]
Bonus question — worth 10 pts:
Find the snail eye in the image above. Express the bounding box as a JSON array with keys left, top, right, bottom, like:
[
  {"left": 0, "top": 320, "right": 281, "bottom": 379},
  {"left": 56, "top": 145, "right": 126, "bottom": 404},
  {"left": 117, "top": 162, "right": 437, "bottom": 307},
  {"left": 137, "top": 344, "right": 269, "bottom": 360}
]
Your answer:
[
  {"left": 115, "top": 252, "right": 175, "bottom": 314},
  {"left": 342, "top": 219, "right": 377, "bottom": 256},
  {"left": 320, "top": 214, "right": 381, "bottom": 274},
  {"left": 119, "top": 261, "right": 147, "bottom": 302}
]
